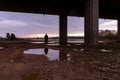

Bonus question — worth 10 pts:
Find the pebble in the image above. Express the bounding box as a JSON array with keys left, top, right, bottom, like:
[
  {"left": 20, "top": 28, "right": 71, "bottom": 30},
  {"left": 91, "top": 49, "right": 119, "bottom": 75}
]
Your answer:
[{"left": 10, "top": 59, "right": 14, "bottom": 63}]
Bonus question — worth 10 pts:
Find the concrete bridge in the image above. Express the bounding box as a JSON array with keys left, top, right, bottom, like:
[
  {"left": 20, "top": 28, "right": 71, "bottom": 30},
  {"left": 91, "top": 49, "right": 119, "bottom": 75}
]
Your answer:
[{"left": 0, "top": 0, "right": 120, "bottom": 45}]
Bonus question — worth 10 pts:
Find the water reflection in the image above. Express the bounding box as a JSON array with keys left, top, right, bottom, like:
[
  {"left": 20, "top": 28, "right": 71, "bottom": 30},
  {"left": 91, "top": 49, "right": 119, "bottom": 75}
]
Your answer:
[
  {"left": 59, "top": 50, "right": 67, "bottom": 61},
  {"left": 0, "top": 47, "right": 4, "bottom": 49},
  {"left": 101, "top": 49, "right": 112, "bottom": 52},
  {"left": 44, "top": 48, "right": 48, "bottom": 55},
  {"left": 24, "top": 48, "right": 59, "bottom": 61},
  {"left": 24, "top": 48, "right": 69, "bottom": 61}
]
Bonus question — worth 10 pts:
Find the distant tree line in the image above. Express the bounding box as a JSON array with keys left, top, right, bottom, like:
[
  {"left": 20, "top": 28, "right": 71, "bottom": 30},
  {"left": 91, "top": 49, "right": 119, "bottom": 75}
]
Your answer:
[
  {"left": 99, "top": 30, "right": 117, "bottom": 40},
  {"left": 6, "top": 33, "right": 17, "bottom": 40}
]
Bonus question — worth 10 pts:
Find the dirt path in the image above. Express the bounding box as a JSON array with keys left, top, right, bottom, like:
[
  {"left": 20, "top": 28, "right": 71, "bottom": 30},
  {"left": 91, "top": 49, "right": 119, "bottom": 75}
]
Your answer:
[{"left": 0, "top": 43, "right": 120, "bottom": 80}]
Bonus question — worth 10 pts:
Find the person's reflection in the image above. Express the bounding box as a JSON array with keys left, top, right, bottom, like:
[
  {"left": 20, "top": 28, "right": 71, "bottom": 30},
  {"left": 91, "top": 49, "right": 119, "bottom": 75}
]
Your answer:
[
  {"left": 59, "top": 50, "right": 67, "bottom": 61},
  {"left": 44, "top": 48, "right": 48, "bottom": 55}
]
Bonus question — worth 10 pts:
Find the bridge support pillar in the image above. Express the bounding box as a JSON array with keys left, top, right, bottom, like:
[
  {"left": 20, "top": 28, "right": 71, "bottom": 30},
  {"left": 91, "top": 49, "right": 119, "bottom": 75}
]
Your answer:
[
  {"left": 59, "top": 15, "right": 67, "bottom": 46},
  {"left": 117, "top": 19, "right": 120, "bottom": 42},
  {"left": 84, "top": 0, "right": 99, "bottom": 45}
]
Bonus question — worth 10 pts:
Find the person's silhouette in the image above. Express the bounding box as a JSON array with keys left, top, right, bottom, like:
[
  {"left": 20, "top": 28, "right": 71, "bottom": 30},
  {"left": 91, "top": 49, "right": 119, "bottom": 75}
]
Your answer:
[{"left": 44, "top": 33, "right": 48, "bottom": 44}]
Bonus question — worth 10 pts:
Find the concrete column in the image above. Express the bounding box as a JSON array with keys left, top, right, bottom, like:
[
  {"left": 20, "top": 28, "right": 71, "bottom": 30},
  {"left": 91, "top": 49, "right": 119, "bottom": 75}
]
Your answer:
[
  {"left": 117, "top": 19, "right": 120, "bottom": 42},
  {"left": 59, "top": 14, "right": 67, "bottom": 45},
  {"left": 84, "top": 0, "right": 99, "bottom": 45}
]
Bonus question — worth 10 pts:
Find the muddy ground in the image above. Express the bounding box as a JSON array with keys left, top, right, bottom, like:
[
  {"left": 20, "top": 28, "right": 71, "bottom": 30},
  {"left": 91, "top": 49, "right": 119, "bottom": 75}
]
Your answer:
[{"left": 0, "top": 43, "right": 120, "bottom": 80}]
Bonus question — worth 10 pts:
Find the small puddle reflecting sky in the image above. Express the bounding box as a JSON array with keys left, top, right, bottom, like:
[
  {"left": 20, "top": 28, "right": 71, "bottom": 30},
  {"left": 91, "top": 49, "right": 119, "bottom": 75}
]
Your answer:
[
  {"left": 101, "top": 49, "right": 112, "bottom": 52},
  {"left": 0, "top": 47, "right": 4, "bottom": 49},
  {"left": 24, "top": 48, "right": 70, "bottom": 61}
]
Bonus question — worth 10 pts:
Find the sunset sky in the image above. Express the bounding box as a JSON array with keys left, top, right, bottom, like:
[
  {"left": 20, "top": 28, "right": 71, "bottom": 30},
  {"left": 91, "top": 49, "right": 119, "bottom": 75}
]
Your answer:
[{"left": 0, "top": 11, "right": 117, "bottom": 38}]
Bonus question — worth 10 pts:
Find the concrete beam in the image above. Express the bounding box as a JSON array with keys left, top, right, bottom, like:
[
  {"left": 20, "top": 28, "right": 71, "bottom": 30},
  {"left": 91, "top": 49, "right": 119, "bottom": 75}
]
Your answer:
[
  {"left": 59, "top": 14, "right": 67, "bottom": 45},
  {"left": 84, "top": 0, "right": 99, "bottom": 45}
]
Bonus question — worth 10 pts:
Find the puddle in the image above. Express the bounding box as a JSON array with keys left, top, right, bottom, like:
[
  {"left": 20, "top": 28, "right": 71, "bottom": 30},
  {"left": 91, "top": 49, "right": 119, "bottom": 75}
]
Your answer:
[
  {"left": 30, "top": 42, "right": 44, "bottom": 44},
  {"left": 73, "top": 49, "right": 78, "bottom": 51},
  {"left": 47, "top": 43, "right": 59, "bottom": 46},
  {"left": 67, "top": 54, "right": 71, "bottom": 61},
  {"left": 24, "top": 48, "right": 59, "bottom": 61},
  {"left": 73, "top": 48, "right": 84, "bottom": 52},
  {"left": 80, "top": 49, "right": 84, "bottom": 52},
  {"left": 0, "top": 47, "right": 4, "bottom": 49},
  {"left": 101, "top": 49, "right": 112, "bottom": 52},
  {"left": 75, "top": 44, "right": 82, "bottom": 45},
  {"left": 24, "top": 48, "right": 71, "bottom": 61}
]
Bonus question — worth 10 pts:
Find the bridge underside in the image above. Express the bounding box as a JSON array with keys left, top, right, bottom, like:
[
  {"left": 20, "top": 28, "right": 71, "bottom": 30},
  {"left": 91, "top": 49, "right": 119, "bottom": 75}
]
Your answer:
[
  {"left": 0, "top": 0, "right": 120, "bottom": 19},
  {"left": 0, "top": 0, "right": 120, "bottom": 45}
]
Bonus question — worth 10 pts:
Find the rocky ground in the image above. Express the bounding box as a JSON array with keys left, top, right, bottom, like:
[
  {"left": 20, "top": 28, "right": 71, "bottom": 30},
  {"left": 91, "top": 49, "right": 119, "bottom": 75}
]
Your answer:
[{"left": 0, "top": 43, "right": 120, "bottom": 80}]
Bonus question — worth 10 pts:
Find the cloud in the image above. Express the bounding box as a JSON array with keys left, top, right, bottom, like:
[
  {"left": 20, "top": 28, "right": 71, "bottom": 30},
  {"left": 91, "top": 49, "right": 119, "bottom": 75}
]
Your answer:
[
  {"left": 68, "top": 17, "right": 84, "bottom": 33},
  {"left": 0, "top": 14, "right": 58, "bottom": 34},
  {"left": 99, "top": 20, "right": 117, "bottom": 30},
  {"left": 0, "top": 20, "right": 27, "bottom": 27}
]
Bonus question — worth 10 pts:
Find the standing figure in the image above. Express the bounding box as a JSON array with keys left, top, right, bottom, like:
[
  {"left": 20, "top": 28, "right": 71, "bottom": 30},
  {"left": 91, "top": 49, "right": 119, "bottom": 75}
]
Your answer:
[{"left": 44, "top": 33, "right": 48, "bottom": 44}]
